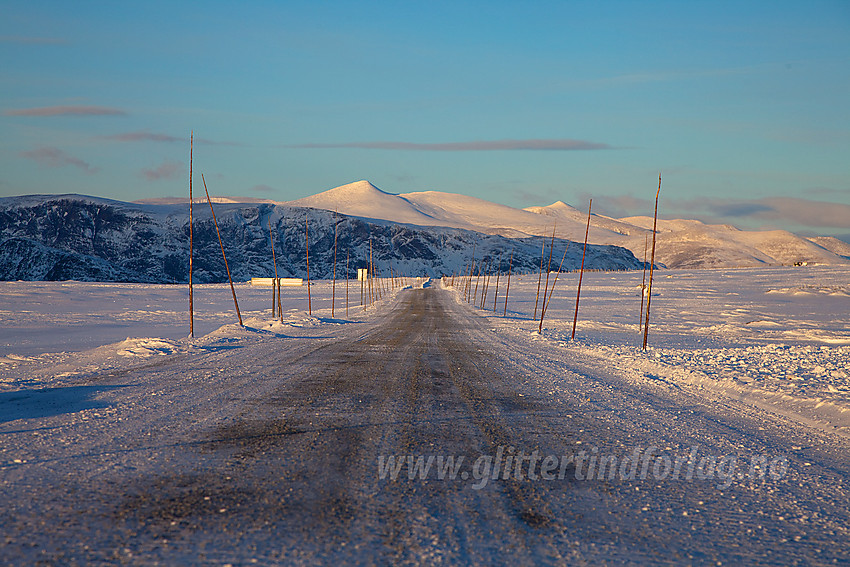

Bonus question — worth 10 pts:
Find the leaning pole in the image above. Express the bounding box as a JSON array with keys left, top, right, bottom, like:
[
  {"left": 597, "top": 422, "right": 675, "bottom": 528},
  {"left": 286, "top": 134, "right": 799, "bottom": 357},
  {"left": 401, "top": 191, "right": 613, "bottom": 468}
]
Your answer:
[{"left": 643, "top": 174, "right": 661, "bottom": 351}]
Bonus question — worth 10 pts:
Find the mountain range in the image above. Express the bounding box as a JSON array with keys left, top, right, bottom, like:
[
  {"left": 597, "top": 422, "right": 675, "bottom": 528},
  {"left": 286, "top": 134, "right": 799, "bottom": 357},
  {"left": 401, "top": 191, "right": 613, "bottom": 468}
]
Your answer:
[
  {"left": 287, "top": 181, "right": 850, "bottom": 269},
  {"left": 0, "top": 192, "right": 641, "bottom": 283},
  {"left": 2, "top": 180, "right": 846, "bottom": 283}
]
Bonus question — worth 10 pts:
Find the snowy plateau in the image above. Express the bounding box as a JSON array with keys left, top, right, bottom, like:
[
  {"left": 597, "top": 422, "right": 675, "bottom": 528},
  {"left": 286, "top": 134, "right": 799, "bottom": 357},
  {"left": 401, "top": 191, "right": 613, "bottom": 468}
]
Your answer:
[{"left": 0, "top": 181, "right": 849, "bottom": 565}]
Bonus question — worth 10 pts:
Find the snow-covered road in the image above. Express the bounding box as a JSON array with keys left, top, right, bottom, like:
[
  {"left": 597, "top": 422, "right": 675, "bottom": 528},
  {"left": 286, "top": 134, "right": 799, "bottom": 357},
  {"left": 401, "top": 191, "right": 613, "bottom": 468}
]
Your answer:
[{"left": 1, "top": 282, "right": 848, "bottom": 564}]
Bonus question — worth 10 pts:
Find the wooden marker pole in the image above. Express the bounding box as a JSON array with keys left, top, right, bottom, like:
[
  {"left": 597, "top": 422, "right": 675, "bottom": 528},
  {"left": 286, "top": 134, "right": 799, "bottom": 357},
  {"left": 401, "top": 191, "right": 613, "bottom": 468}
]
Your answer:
[
  {"left": 346, "top": 247, "right": 350, "bottom": 317},
  {"left": 534, "top": 237, "right": 546, "bottom": 320},
  {"left": 639, "top": 232, "right": 648, "bottom": 332},
  {"left": 539, "top": 243, "right": 569, "bottom": 333},
  {"left": 277, "top": 226, "right": 282, "bottom": 322},
  {"left": 368, "top": 237, "right": 374, "bottom": 306},
  {"left": 473, "top": 260, "right": 482, "bottom": 305},
  {"left": 202, "top": 174, "right": 242, "bottom": 326},
  {"left": 188, "top": 132, "right": 194, "bottom": 338},
  {"left": 541, "top": 226, "right": 555, "bottom": 321},
  {"left": 269, "top": 217, "right": 281, "bottom": 320},
  {"left": 643, "top": 175, "right": 661, "bottom": 351},
  {"left": 478, "top": 262, "right": 486, "bottom": 309},
  {"left": 493, "top": 252, "right": 502, "bottom": 313},
  {"left": 305, "top": 216, "right": 311, "bottom": 315},
  {"left": 465, "top": 241, "right": 476, "bottom": 303},
  {"left": 571, "top": 199, "right": 592, "bottom": 339},
  {"left": 503, "top": 249, "right": 513, "bottom": 317},
  {"left": 332, "top": 214, "right": 338, "bottom": 318},
  {"left": 481, "top": 262, "right": 490, "bottom": 309}
]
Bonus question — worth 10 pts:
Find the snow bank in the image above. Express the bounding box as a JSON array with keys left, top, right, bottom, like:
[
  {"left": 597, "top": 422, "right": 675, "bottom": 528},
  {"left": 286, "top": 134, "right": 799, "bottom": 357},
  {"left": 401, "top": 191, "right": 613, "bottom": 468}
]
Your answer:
[{"left": 116, "top": 338, "right": 183, "bottom": 357}]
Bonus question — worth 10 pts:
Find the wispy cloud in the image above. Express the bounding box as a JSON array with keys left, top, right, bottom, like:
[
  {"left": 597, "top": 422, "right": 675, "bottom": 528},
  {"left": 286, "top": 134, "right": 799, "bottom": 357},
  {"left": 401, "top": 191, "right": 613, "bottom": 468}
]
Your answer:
[
  {"left": 710, "top": 202, "right": 774, "bottom": 217},
  {"left": 141, "top": 160, "right": 183, "bottom": 181},
  {"left": 19, "top": 147, "right": 99, "bottom": 174},
  {"left": 0, "top": 36, "right": 67, "bottom": 44},
  {"left": 804, "top": 186, "right": 850, "bottom": 197},
  {"left": 566, "top": 66, "right": 753, "bottom": 91},
  {"left": 105, "top": 131, "right": 182, "bottom": 143},
  {"left": 665, "top": 196, "right": 850, "bottom": 229},
  {"left": 196, "top": 137, "right": 242, "bottom": 146},
  {"left": 757, "top": 197, "right": 850, "bottom": 229},
  {"left": 287, "top": 139, "right": 613, "bottom": 151},
  {"left": 5, "top": 105, "right": 126, "bottom": 117},
  {"left": 103, "top": 130, "right": 241, "bottom": 146},
  {"left": 579, "top": 194, "right": 653, "bottom": 218},
  {"left": 595, "top": 194, "right": 850, "bottom": 230}
]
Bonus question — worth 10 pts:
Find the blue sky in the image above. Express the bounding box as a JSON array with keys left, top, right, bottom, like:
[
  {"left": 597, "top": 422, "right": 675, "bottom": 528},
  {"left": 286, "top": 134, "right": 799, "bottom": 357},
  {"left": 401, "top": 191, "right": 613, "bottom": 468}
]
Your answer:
[{"left": 2, "top": 0, "right": 849, "bottom": 238}]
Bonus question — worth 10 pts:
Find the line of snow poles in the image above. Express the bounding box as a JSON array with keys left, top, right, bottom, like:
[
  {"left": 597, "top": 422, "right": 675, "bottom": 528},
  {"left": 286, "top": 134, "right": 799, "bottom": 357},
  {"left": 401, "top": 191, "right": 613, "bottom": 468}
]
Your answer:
[
  {"left": 305, "top": 219, "right": 405, "bottom": 314},
  {"left": 457, "top": 240, "right": 517, "bottom": 318},
  {"left": 188, "top": 137, "right": 659, "bottom": 347},
  {"left": 452, "top": 176, "right": 661, "bottom": 350},
  {"left": 456, "top": 217, "right": 580, "bottom": 335},
  {"left": 187, "top": 135, "right": 415, "bottom": 335}
]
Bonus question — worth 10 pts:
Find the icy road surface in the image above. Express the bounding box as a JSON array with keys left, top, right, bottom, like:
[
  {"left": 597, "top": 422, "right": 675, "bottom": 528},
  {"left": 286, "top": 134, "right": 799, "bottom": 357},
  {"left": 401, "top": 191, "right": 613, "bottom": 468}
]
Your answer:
[{"left": 1, "top": 283, "right": 848, "bottom": 564}]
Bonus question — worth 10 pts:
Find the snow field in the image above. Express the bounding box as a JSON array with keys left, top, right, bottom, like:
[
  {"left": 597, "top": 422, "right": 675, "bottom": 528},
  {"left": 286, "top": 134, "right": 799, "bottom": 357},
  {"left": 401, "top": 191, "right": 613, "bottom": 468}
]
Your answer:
[
  {"left": 446, "top": 265, "right": 850, "bottom": 438},
  {"left": 0, "top": 278, "right": 400, "bottom": 392},
  {"left": 2, "top": 266, "right": 848, "bottom": 437}
]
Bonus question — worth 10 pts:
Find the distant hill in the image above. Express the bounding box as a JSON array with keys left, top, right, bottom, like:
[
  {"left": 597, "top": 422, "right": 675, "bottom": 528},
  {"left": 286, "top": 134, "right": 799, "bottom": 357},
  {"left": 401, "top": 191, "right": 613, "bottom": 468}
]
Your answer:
[{"left": 807, "top": 236, "right": 850, "bottom": 259}]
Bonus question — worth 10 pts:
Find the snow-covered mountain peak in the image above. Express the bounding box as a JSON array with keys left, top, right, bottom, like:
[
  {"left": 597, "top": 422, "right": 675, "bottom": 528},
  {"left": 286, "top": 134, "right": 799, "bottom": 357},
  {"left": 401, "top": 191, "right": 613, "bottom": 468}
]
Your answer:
[
  {"left": 323, "top": 180, "right": 389, "bottom": 199},
  {"left": 523, "top": 201, "right": 581, "bottom": 217},
  {"left": 285, "top": 181, "right": 441, "bottom": 225},
  {"left": 287, "top": 180, "right": 394, "bottom": 209}
]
